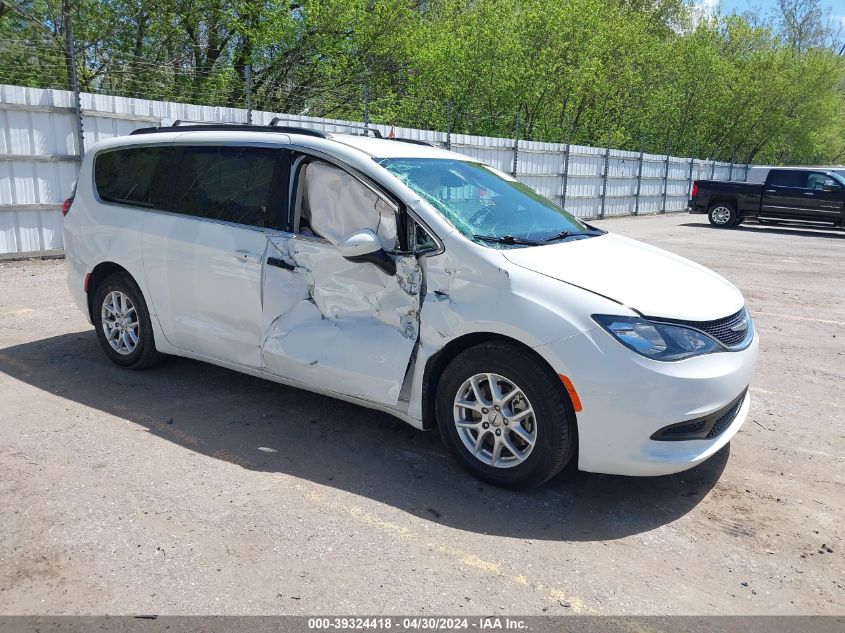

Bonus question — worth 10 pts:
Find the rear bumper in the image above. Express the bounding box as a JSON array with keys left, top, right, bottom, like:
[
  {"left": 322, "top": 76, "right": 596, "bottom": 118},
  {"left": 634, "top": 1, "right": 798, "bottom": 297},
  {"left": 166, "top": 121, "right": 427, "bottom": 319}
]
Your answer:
[
  {"left": 65, "top": 250, "right": 91, "bottom": 324},
  {"left": 688, "top": 199, "right": 706, "bottom": 214}
]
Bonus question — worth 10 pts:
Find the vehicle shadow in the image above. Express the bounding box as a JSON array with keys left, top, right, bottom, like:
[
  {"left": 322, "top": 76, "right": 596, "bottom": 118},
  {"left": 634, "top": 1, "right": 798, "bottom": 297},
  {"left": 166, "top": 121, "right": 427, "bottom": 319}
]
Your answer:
[
  {"left": 0, "top": 331, "right": 730, "bottom": 542},
  {"left": 681, "top": 221, "right": 845, "bottom": 239}
]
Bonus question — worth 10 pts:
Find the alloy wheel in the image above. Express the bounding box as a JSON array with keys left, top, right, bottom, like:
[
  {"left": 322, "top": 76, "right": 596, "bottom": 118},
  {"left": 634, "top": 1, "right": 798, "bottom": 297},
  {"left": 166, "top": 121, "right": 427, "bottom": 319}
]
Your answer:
[
  {"left": 711, "top": 206, "right": 732, "bottom": 224},
  {"left": 453, "top": 373, "right": 537, "bottom": 468},
  {"left": 101, "top": 290, "right": 140, "bottom": 355}
]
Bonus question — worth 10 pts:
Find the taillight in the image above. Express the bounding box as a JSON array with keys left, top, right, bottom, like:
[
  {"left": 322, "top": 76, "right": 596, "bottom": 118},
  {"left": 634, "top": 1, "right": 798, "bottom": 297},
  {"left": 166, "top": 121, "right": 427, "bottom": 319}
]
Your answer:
[
  {"left": 691, "top": 182, "right": 699, "bottom": 198},
  {"left": 61, "top": 197, "right": 73, "bottom": 217}
]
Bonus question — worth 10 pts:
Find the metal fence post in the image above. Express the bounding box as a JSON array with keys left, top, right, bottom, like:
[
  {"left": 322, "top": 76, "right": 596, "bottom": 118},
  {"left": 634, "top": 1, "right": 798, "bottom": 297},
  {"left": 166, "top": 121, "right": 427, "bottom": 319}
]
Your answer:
[
  {"left": 634, "top": 139, "right": 644, "bottom": 216},
  {"left": 561, "top": 143, "right": 570, "bottom": 210},
  {"left": 561, "top": 122, "right": 573, "bottom": 210},
  {"left": 687, "top": 149, "right": 695, "bottom": 197},
  {"left": 511, "top": 111, "right": 520, "bottom": 177},
  {"left": 661, "top": 142, "right": 671, "bottom": 213},
  {"left": 445, "top": 100, "right": 452, "bottom": 150},
  {"left": 363, "top": 83, "right": 370, "bottom": 129},
  {"left": 63, "top": 6, "right": 84, "bottom": 158},
  {"left": 709, "top": 158, "right": 715, "bottom": 180},
  {"left": 728, "top": 149, "right": 735, "bottom": 181},
  {"left": 245, "top": 64, "right": 253, "bottom": 125},
  {"left": 599, "top": 128, "right": 610, "bottom": 219}
]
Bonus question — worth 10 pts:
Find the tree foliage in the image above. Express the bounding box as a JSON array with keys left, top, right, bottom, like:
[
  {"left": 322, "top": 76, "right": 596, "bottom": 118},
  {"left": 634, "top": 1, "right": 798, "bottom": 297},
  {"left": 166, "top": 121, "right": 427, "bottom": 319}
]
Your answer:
[{"left": 1, "top": 0, "right": 843, "bottom": 163}]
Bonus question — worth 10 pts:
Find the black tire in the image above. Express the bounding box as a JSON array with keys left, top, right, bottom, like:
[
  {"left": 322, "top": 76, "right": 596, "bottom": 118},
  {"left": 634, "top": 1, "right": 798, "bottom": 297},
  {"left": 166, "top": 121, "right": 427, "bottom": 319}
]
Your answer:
[
  {"left": 435, "top": 341, "right": 577, "bottom": 489},
  {"left": 708, "top": 202, "right": 737, "bottom": 227},
  {"left": 92, "top": 271, "right": 163, "bottom": 369}
]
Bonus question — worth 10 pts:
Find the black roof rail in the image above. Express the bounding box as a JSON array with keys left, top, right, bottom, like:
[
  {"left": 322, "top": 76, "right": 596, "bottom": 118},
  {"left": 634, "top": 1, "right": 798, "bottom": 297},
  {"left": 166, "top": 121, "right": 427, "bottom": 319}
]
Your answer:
[
  {"left": 129, "top": 123, "right": 328, "bottom": 138},
  {"left": 130, "top": 122, "right": 329, "bottom": 138},
  {"left": 269, "top": 116, "right": 382, "bottom": 138},
  {"left": 172, "top": 117, "right": 328, "bottom": 138},
  {"left": 392, "top": 137, "right": 436, "bottom": 147}
]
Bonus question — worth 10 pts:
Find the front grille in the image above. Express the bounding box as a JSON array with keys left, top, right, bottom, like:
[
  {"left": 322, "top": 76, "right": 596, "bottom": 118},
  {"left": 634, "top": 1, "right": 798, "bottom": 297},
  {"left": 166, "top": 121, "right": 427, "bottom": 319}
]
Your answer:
[
  {"left": 651, "top": 388, "right": 748, "bottom": 441},
  {"left": 662, "top": 308, "right": 750, "bottom": 348}
]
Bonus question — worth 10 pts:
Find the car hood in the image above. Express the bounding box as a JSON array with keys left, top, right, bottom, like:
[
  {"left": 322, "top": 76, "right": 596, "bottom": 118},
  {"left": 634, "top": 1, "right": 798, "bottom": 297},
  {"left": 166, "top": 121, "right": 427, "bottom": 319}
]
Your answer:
[{"left": 502, "top": 233, "right": 745, "bottom": 321}]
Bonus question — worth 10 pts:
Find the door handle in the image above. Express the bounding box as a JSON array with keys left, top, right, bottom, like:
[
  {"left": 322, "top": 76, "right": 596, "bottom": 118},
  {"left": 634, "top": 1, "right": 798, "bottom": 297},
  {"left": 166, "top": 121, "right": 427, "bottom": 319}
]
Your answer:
[
  {"left": 802, "top": 191, "right": 815, "bottom": 196},
  {"left": 267, "top": 256, "right": 295, "bottom": 271},
  {"left": 232, "top": 250, "right": 262, "bottom": 264},
  {"left": 764, "top": 189, "right": 776, "bottom": 193}
]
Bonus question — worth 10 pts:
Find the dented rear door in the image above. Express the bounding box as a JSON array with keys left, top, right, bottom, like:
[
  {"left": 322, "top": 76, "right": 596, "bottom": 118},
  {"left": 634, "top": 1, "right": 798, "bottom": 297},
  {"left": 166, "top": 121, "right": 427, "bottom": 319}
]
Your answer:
[{"left": 260, "top": 233, "right": 421, "bottom": 407}]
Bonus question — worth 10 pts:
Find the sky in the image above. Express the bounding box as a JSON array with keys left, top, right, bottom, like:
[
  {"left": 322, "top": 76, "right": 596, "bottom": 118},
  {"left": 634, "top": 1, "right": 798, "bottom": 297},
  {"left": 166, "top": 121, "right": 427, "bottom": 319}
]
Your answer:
[{"left": 701, "top": 0, "right": 845, "bottom": 26}]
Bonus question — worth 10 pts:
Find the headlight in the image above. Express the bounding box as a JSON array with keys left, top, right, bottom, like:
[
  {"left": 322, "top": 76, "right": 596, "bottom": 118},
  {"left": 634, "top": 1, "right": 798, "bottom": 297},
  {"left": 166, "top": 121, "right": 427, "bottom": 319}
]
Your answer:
[{"left": 592, "top": 314, "right": 721, "bottom": 361}]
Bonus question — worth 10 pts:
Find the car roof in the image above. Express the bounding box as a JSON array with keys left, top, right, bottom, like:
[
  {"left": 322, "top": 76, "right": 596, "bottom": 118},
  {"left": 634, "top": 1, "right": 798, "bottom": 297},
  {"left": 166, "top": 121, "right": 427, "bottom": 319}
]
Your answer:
[
  {"left": 330, "top": 133, "right": 467, "bottom": 160},
  {"left": 107, "top": 126, "right": 477, "bottom": 162},
  {"left": 750, "top": 165, "right": 845, "bottom": 172}
]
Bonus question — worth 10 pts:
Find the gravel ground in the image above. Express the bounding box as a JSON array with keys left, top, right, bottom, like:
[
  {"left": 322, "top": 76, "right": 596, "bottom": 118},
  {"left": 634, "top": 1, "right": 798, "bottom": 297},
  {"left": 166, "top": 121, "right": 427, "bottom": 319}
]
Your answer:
[{"left": 0, "top": 213, "right": 842, "bottom": 616}]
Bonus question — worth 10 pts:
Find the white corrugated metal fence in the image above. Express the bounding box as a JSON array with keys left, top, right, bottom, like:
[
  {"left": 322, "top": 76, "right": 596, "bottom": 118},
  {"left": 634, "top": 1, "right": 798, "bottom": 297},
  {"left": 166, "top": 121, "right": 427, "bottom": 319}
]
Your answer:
[{"left": 0, "top": 84, "right": 746, "bottom": 257}]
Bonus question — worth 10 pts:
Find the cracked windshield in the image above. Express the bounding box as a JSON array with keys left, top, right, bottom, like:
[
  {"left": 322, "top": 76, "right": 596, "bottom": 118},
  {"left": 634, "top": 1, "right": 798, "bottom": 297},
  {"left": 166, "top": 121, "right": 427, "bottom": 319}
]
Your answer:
[{"left": 378, "top": 158, "right": 601, "bottom": 247}]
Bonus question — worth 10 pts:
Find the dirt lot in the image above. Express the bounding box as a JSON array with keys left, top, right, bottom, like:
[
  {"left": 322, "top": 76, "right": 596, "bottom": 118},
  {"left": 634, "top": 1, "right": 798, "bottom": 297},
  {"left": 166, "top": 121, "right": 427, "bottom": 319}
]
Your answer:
[{"left": 0, "top": 214, "right": 842, "bottom": 616}]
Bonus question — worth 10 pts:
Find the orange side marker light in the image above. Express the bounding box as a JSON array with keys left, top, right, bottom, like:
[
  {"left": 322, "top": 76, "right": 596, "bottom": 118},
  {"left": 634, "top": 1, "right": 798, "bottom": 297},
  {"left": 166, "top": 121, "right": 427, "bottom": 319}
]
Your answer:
[{"left": 559, "top": 374, "right": 582, "bottom": 412}]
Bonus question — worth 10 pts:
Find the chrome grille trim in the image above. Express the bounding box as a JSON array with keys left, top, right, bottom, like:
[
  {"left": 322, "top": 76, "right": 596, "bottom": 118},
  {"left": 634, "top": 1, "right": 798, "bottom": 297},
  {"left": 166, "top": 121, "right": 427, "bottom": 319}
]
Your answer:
[{"left": 651, "top": 307, "right": 753, "bottom": 350}]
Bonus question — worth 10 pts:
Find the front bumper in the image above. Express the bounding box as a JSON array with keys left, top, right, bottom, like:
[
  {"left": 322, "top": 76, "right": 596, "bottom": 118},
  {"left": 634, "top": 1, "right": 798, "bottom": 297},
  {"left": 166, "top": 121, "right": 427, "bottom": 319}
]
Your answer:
[{"left": 534, "top": 327, "right": 758, "bottom": 476}]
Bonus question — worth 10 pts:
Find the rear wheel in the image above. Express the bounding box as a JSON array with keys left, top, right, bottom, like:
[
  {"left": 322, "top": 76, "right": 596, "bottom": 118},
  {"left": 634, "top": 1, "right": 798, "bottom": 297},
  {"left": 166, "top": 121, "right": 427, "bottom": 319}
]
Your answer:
[
  {"left": 435, "top": 341, "right": 577, "bottom": 489},
  {"left": 708, "top": 202, "right": 737, "bottom": 227},
  {"left": 92, "top": 271, "right": 163, "bottom": 369}
]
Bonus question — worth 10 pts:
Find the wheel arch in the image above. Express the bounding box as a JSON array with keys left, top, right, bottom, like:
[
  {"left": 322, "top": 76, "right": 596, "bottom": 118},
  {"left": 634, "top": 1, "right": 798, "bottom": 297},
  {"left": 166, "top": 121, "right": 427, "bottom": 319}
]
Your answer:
[
  {"left": 86, "top": 262, "right": 134, "bottom": 320},
  {"left": 420, "top": 332, "right": 575, "bottom": 431},
  {"left": 707, "top": 196, "right": 738, "bottom": 210}
]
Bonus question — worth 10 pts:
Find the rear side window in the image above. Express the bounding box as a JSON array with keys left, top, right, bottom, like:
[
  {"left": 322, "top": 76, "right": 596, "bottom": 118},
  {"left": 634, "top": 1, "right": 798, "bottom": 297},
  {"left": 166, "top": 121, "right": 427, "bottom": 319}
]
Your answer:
[
  {"left": 94, "top": 146, "right": 171, "bottom": 208},
  {"left": 768, "top": 170, "right": 808, "bottom": 188},
  {"left": 171, "top": 146, "right": 279, "bottom": 227}
]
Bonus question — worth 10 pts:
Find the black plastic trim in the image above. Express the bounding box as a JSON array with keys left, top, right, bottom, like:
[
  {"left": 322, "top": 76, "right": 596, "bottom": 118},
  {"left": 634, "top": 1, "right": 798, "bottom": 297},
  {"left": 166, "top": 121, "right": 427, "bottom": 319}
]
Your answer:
[
  {"left": 650, "top": 388, "right": 748, "bottom": 441},
  {"left": 130, "top": 124, "right": 329, "bottom": 138},
  {"left": 267, "top": 257, "right": 295, "bottom": 271},
  {"left": 344, "top": 250, "right": 397, "bottom": 276}
]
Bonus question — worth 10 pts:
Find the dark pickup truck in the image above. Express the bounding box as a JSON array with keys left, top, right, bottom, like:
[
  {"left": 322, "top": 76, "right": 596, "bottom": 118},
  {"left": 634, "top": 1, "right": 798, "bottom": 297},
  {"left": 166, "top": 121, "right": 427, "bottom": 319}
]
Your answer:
[{"left": 689, "top": 167, "right": 845, "bottom": 227}]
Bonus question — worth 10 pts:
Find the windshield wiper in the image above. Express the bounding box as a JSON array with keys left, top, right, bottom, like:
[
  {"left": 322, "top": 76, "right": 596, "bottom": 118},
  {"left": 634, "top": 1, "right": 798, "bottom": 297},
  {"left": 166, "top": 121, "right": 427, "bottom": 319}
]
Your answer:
[
  {"left": 473, "top": 234, "right": 542, "bottom": 246},
  {"left": 542, "top": 229, "right": 604, "bottom": 243}
]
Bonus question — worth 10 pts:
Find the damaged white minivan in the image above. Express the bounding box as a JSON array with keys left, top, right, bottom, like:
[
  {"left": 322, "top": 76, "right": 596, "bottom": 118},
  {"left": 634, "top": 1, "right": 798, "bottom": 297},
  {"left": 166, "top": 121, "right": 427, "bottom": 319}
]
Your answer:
[{"left": 64, "top": 123, "right": 758, "bottom": 488}]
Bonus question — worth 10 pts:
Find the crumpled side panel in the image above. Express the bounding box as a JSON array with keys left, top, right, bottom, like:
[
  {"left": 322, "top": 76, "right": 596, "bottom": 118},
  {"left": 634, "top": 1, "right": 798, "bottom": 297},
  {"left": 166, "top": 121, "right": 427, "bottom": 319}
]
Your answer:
[{"left": 261, "top": 235, "right": 420, "bottom": 407}]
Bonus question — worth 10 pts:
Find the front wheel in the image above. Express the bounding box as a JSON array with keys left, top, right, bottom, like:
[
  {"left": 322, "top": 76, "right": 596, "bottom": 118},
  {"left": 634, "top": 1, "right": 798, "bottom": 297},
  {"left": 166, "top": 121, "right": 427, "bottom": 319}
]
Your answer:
[
  {"left": 708, "top": 202, "right": 737, "bottom": 227},
  {"left": 435, "top": 342, "right": 577, "bottom": 489}
]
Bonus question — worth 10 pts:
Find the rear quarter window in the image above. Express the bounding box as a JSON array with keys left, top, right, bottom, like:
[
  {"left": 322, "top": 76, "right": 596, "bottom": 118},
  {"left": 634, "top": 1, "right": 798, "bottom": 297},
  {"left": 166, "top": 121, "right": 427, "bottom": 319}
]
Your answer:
[
  {"left": 94, "top": 146, "right": 171, "bottom": 208},
  {"left": 767, "top": 170, "right": 808, "bottom": 188}
]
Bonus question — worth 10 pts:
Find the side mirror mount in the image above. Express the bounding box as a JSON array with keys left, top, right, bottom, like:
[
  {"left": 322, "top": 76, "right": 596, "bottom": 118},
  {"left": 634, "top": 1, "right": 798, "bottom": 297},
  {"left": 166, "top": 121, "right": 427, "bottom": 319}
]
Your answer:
[
  {"left": 337, "top": 229, "right": 396, "bottom": 276},
  {"left": 822, "top": 178, "right": 842, "bottom": 193}
]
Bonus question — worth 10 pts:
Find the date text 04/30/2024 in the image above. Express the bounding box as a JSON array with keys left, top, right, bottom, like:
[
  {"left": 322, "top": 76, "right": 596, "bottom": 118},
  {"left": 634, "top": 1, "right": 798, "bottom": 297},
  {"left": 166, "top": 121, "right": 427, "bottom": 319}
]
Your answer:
[{"left": 307, "top": 617, "right": 528, "bottom": 630}]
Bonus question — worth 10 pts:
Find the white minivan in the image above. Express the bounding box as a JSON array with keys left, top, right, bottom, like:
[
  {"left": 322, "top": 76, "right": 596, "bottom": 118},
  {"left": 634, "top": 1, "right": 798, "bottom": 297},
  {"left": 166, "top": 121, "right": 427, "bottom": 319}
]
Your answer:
[{"left": 63, "top": 123, "right": 758, "bottom": 488}]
